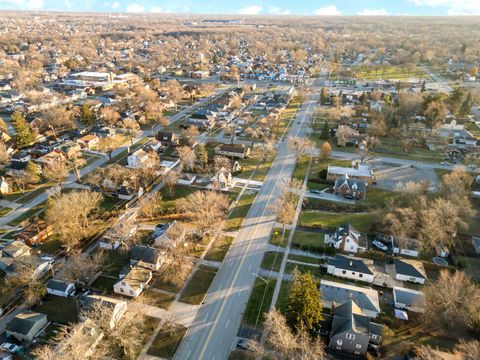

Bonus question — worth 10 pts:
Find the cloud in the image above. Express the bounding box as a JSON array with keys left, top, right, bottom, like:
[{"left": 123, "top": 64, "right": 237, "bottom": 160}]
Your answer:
[
  {"left": 126, "top": 3, "right": 144, "bottom": 13},
  {"left": 150, "top": 6, "right": 171, "bottom": 13},
  {"left": 0, "top": 0, "right": 44, "bottom": 9},
  {"left": 268, "top": 6, "right": 291, "bottom": 15},
  {"left": 358, "top": 8, "right": 389, "bottom": 16},
  {"left": 111, "top": 1, "right": 119, "bottom": 9},
  {"left": 239, "top": 5, "right": 263, "bottom": 14},
  {"left": 313, "top": 5, "right": 341, "bottom": 16},
  {"left": 409, "top": 0, "right": 480, "bottom": 15}
]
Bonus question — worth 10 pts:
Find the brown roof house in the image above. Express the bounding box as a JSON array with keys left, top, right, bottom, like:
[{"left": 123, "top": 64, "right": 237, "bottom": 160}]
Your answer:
[{"left": 215, "top": 144, "right": 250, "bottom": 159}]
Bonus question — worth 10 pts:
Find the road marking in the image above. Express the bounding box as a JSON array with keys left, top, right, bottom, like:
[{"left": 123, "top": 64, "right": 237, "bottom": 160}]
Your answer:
[
  {"left": 187, "top": 350, "right": 191, "bottom": 359},
  {"left": 204, "top": 313, "right": 209, "bottom": 322},
  {"left": 248, "top": 264, "right": 251, "bottom": 271},
  {"left": 225, "top": 318, "right": 230, "bottom": 328},
  {"left": 195, "top": 91, "right": 319, "bottom": 360}
]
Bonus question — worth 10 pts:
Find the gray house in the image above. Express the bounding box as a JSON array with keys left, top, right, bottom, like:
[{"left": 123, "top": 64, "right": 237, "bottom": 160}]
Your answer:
[
  {"left": 329, "top": 300, "right": 382, "bottom": 356},
  {"left": 6, "top": 310, "right": 48, "bottom": 343}
]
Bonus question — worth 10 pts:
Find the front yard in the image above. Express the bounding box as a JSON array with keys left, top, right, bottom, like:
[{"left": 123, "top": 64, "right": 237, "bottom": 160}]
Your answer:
[{"left": 179, "top": 265, "right": 217, "bottom": 305}]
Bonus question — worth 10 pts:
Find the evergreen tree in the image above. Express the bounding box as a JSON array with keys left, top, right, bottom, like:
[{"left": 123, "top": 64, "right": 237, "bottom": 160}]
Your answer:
[
  {"left": 421, "top": 81, "right": 426, "bottom": 93},
  {"left": 196, "top": 144, "right": 209, "bottom": 169},
  {"left": 460, "top": 92, "right": 473, "bottom": 116},
  {"left": 449, "top": 87, "right": 464, "bottom": 115},
  {"left": 80, "top": 104, "right": 95, "bottom": 126},
  {"left": 320, "top": 121, "right": 330, "bottom": 140},
  {"left": 320, "top": 87, "right": 328, "bottom": 105},
  {"left": 11, "top": 111, "right": 34, "bottom": 148},
  {"left": 287, "top": 268, "right": 323, "bottom": 330}
]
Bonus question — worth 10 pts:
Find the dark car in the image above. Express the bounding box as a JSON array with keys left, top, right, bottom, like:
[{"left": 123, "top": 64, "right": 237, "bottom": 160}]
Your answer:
[{"left": 236, "top": 339, "right": 253, "bottom": 351}]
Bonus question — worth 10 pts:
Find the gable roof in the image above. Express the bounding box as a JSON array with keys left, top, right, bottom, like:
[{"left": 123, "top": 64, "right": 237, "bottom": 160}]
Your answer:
[
  {"left": 321, "top": 279, "right": 380, "bottom": 315},
  {"left": 328, "top": 254, "right": 374, "bottom": 275},
  {"left": 131, "top": 245, "right": 160, "bottom": 264},
  {"left": 331, "top": 300, "right": 370, "bottom": 336},
  {"left": 6, "top": 311, "right": 47, "bottom": 335},
  {"left": 394, "top": 258, "right": 427, "bottom": 280},
  {"left": 393, "top": 286, "right": 425, "bottom": 307},
  {"left": 47, "top": 279, "right": 74, "bottom": 292},
  {"left": 334, "top": 176, "right": 367, "bottom": 192}
]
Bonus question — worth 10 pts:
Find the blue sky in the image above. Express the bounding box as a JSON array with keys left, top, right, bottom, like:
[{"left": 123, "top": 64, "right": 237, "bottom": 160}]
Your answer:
[{"left": 1, "top": 0, "right": 480, "bottom": 16}]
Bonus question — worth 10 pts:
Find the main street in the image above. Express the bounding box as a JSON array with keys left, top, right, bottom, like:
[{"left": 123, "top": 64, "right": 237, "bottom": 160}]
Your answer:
[{"left": 174, "top": 77, "right": 322, "bottom": 360}]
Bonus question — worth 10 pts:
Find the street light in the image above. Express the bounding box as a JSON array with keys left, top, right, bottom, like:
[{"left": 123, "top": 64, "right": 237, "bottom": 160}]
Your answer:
[{"left": 252, "top": 272, "right": 269, "bottom": 328}]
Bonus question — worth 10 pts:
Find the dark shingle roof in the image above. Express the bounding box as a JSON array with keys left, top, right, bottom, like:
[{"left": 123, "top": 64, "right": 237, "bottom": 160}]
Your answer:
[
  {"left": 47, "top": 279, "right": 73, "bottom": 292},
  {"left": 131, "top": 245, "right": 159, "bottom": 264},
  {"left": 6, "top": 311, "right": 47, "bottom": 336},
  {"left": 394, "top": 258, "right": 427, "bottom": 280},
  {"left": 328, "top": 254, "right": 374, "bottom": 275}
]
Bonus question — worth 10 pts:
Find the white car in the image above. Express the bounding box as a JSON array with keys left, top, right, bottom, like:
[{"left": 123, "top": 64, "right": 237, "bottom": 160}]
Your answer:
[
  {"left": 0, "top": 343, "right": 20, "bottom": 353},
  {"left": 440, "top": 161, "right": 450, "bottom": 166},
  {"left": 372, "top": 240, "right": 388, "bottom": 251}
]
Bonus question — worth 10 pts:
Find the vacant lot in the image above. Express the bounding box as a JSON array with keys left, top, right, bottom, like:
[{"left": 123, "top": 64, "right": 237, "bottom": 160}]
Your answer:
[
  {"left": 179, "top": 266, "right": 217, "bottom": 305},
  {"left": 299, "top": 210, "right": 376, "bottom": 233}
]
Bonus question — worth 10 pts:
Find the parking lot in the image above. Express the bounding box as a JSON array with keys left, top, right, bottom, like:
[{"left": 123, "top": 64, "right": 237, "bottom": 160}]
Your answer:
[{"left": 374, "top": 161, "right": 440, "bottom": 191}]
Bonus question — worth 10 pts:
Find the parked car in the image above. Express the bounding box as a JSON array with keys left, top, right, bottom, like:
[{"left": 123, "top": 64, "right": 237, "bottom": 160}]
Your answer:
[
  {"left": 467, "top": 164, "right": 476, "bottom": 169},
  {"left": 237, "top": 339, "right": 254, "bottom": 351},
  {"left": 344, "top": 195, "right": 355, "bottom": 200},
  {"left": 372, "top": 240, "right": 388, "bottom": 251},
  {"left": 309, "top": 189, "right": 322, "bottom": 194},
  {"left": 0, "top": 343, "right": 19, "bottom": 353},
  {"left": 440, "top": 161, "right": 450, "bottom": 166}
]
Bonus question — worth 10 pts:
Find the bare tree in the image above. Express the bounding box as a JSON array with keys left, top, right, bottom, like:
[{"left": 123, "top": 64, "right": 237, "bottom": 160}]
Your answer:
[
  {"left": 138, "top": 193, "right": 163, "bottom": 220},
  {"left": 288, "top": 136, "right": 314, "bottom": 159},
  {"left": 42, "top": 160, "right": 69, "bottom": 184},
  {"left": 3, "top": 265, "right": 46, "bottom": 306},
  {"left": 455, "top": 339, "right": 480, "bottom": 360},
  {"left": 45, "top": 190, "right": 103, "bottom": 246},
  {"left": 177, "top": 146, "right": 196, "bottom": 171},
  {"left": 163, "top": 170, "right": 180, "bottom": 195},
  {"left": 57, "top": 252, "right": 104, "bottom": 284},
  {"left": 176, "top": 190, "right": 230, "bottom": 236},
  {"left": 99, "top": 107, "right": 121, "bottom": 127}
]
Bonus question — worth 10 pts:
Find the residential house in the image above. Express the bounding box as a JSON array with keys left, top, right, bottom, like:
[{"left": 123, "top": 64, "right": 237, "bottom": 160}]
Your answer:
[
  {"left": 114, "top": 265, "right": 152, "bottom": 297},
  {"left": 327, "top": 163, "right": 375, "bottom": 184},
  {"left": 46, "top": 279, "right": 75, "bottom": 297},
  {"left": 391, "top": 237, "right": 420, "bottom": 258},
  {"left": 325, "top": 224, "right": 368, "bottom": 254},
  {"left": 6, "top": 310, "right": 48, "bottom": 343},
  {"left": 328, "top": 300, "right": 382, "bottom": 356},
  {"left": 99, "top": 235, "right": 121, "bottom": 251},
  {"left": 333, "top": 175, "right": 367, "bottom": 199},
  {"left": 393, "top": 258, "right": 427, "bottom": 285},
  {"left": 0, "top": 240, "right": 32, "bottom": 271},
  {"left": 154, "top": 220, "right": 186, "bottom": 248},
  {"left": 81, "top": 294, "right": 127, "bottom": 329},
  {"left": 393, "top": 286, "right": 425, "bottom": 313},
  {"left": 14, "top": 220, "right": 53, "bottom": 247},
  {"left": 57, "top": 141, "right": 81, "bottom": 159},
  {"left": 5, "top": 256, "right": 52, "bottom": 278},
  {"left": 327, "top": 254, "right": 375, "bottom": 283},
  {"left": 335, "top": 125, "right": 368, "bottom": 147},
  {"left": 77, "top": 134, "right": 100, "bottom": 149},
  {"left": 35, "top": 150, "right": 65, "bottom": 168},
  {"left": 130, "top": 245, "right": 165, "bottom": 271},
  {"left": 321, "top": 279, "right": 381, "bottom": 318},
  {"left": 215, "top": 144, "right": 251, "bottom": 159},
  {"left": 127, "top": 149, "right": 151, "bottom": 169},
  {"left": 155, "top": 131, "right": 177, "bottom": 146}
]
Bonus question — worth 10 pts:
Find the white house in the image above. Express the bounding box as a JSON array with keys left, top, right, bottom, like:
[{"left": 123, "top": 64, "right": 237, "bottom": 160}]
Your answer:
[
  {"left": 127, "top": 149, "right": 150, "bottom": 169},
  {"left": 325, "top": 224, "right": 368, "bottom": 254},
  {"left": 114, "top": 265, "right": 152, "bottom": 297},
  {"left": 391, "top": 237, "right": 420, "bottom": 258},
  {"left": 46, "top": 279, "right": 75, "bottom": 297},
  {"left": 393, "top": 258, "right": 427, "bottom": 285},
  {"left": 393, "top": 286, "right": 425, "bottom": 313},
  {"left": 327, "top": 254, "right": 375, "bottom": 283}
]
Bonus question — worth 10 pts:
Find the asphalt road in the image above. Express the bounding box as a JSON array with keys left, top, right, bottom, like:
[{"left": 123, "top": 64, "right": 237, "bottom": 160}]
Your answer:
[{"left": 174, "top": 80, "right": 321, "bottom": 360}]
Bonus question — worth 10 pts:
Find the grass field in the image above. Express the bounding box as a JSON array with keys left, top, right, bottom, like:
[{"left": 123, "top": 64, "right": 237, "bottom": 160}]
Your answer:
[
  {"left": 179, "top": 266, "right": 217, "bottom": 305},
  {"left": 269, "top": 228, "right": 290, "bottom": 247},
  {"left": 147, "top": 322, "right": 187, "bottom": 359},
  {"left": 299, "top": 210, "right": 376, "bottom": 233},
  {"left": 140, "top": 289, "right": 176, "bottom": 309},
  {"left": 291, "top": 230, "right": 326, "bottom": 252},
  {"left": 260, "top": 251, "right": 284, "bottom": 273},
  {"left": 33, "top": 295, "right": 78, "bottom": 324},
  {"left": 224, "top": 193, "right": 257, "bottom": 231},
  {"left": 204, "top": 235, "right": 235, "bottom": 262},
  {"left": 242, "top": 278, "right": 275, "bottom": 327},
  {"left": 353, "top": 65, "right": 428, "bottom": 80}
]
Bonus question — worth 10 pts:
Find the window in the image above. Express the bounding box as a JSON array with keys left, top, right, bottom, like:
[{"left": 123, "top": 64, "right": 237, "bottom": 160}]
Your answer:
[
  {"left": 356, "top": 344, "right": 362, "bottom": 349},
  {"left": 352, "top": 272, "right": 356, "bottom": 275},
  {"left": 129, "top": 290, "right": 133, "bottom": 295},
  {"left": 342, "top": 270, "right": 346, "bottom": 274},
  {"left": 350, "top": 246, "right": 354, "bottom": 250},
  {"left": 346, "top": 333, "right": 356, "bottom": 340},
  {"left": 359, "top": 274, "right": 363, "bottom": 278}
]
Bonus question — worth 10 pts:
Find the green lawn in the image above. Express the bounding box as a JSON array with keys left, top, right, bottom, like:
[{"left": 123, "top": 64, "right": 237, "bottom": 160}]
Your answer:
[
  {"left": 0, "top": 207, "right": 11, "bottom": 217},
  {"left": 179, "top": 266, "right": 217, "bottom": 305},
  {"left": 7, "top": 201, "right": 46, "bottom": 227},
  {"left": 224, "top": 193, "right": 257, "bottom": 231},
  {"left": 243, "top": 278, "right": 275, "bottom": 327},
  {"left": 141, "top": 289, "right": 175, "bottom": 309},
  {"left": 260, "top": 251, "right": 284, "bottom": 273},
  {"left": 353, "top": 65, "right": 427, "bottom": 80},
  {"left": 275, "top": 281, "right": 291, "bottom": 314},
  {"left": 33, "top": 295, "right": 78, "bottom": 324},
  {"left": 269, "top": 228, "right": 290, "bottom": 247},
  {"left": 147, "top": 323, "right": 188, "bottom": 359},
  {"left": 160, "top": 185, "right": 199, "bottom": 211},
  {"left": 90, "top": 274, "right": 117, "bottom": 294},
  {"left": 291, "top": 230, "right": 327, "bottom": 252},
  {"left": 204, "top": 235, "right": 235, "bottom": 262},
  {"left": 299, "top": 210, "right": 376, "bottom": 233},
  {"left": 288, "top": 254, "right": 321, "bottom": 265}
]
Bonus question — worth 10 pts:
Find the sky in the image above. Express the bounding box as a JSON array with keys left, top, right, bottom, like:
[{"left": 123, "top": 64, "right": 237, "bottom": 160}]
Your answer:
[{"left": 1, "top": 0, "right": 480, "bottom": 16}]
